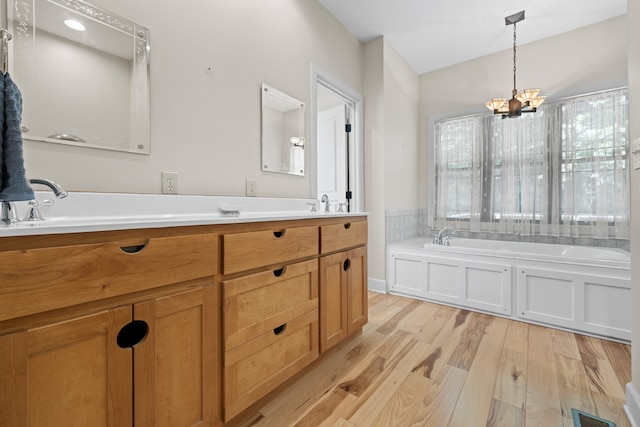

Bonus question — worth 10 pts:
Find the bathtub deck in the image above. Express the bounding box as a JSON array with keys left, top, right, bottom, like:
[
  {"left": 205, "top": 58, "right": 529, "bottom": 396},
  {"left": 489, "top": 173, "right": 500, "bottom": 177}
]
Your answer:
[{"left": 228, "top": 292, "right": 632, "bottom": 427}]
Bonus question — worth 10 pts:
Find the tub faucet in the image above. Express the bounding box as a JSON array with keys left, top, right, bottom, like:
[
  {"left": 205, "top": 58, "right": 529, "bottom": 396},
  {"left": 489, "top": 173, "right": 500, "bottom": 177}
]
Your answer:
[
  {"left": 321, "top": 194, "right": 330, "bottom": 212},
  {"left": 434, "top": 227, "right": 456, "bottom": 246}
]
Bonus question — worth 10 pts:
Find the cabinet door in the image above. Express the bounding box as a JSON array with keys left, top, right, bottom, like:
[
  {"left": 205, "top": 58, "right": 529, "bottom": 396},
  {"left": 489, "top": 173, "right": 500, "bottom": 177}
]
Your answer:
[
  {"left": 347, "top": 246, "right": 368, "bottom": 335},
  {"left": 134, "top": 286, "right": 217, "bottom": 427},
  {"left": 319, "top": 251, "right": 348, "bottom": 352},
  {"left": 0, "top": 307, "right": 133, "bottom": 427}
]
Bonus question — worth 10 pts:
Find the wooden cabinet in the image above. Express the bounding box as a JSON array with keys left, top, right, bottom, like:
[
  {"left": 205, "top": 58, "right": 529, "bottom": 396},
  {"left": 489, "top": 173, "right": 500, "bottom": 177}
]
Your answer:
[
  {"left": 0, "top": 228, "right": 219, "bottom": 427},
  {"left": 320, "top": 220, "right": 368, "bottom": 255},
  {"left": 134, "top": 286, "right": 217, "bottom": 427},
  {"left": 221, "top": 228, "right": 320, "bottom": 421},
  {"left": 0, "top": 215, "right": 368, "bottom": 425},
  {"left": 319, "top": 222, "right": 368, "bottom": 353},
  {"left": 222, "top": 225, "right": 318, "bottom": 275},
  {"left": 0, "top": 307, "right": 133, "bottom": 427},
  {"left": 0, "top": 286, "right": 217, "bottom": 427},
  {"left": 0, "top": 233, "right": 217, "bottom": 322}
]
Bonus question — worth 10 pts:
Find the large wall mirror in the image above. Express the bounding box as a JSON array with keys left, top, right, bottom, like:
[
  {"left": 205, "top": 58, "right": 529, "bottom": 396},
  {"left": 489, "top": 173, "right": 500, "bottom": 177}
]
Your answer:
[
  {"left": 261, "top": 84, "right": 305, "bottom": 176},
  {"left": 7, "top": 0, "right": 151, "bottom": 154}
]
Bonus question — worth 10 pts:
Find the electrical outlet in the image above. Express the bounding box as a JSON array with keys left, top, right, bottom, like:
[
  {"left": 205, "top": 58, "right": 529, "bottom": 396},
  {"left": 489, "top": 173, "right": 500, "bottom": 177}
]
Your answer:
[
  {"left": 246, "top": 179, "right": 257, "bottom": 197},
  {"left": 161, "top": 171, "right": 178, "bottom": 194}
]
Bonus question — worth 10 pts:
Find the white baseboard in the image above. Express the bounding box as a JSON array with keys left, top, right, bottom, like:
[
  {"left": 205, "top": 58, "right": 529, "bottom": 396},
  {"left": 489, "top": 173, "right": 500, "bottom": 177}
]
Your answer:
[
  {"left": 368, "top": 278, "right": 386, "bottom": 293},
  {"left": 625, "top": 383, "right": 640, "bottom": 427}
]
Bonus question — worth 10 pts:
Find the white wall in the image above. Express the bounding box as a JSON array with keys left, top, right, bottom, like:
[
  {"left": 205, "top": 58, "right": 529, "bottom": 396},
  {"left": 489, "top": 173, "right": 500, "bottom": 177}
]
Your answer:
[
  {"left": 384, "top": 41, "right": 419, "bottom": 210},
  {"left": 19, "top": 0, "right": 362, "bottom": 198},
  {"left": 628, "top": 0, "right": 640, "bottom": 419},
  {"left": 363, "top": 37, "right": 420, "bottom": 284},
  {"left": 419, "top": 15, "right": 628, "bottom": 209},
  {"left": 363, "top": 37, "right": 385, "bottom": 283}
]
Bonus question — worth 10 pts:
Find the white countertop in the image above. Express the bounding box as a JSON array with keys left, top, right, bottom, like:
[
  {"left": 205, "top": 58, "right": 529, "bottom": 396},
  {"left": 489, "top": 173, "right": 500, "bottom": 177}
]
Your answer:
[{"left": 0, "top": 192, "right": 367, "bottom": 237}]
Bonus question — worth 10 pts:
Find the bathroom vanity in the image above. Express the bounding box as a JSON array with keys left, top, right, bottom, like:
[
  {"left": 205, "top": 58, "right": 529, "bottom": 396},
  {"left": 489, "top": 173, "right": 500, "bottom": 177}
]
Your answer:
[{"left": 0, "top": 194, "right": 368, "bottom": 426}]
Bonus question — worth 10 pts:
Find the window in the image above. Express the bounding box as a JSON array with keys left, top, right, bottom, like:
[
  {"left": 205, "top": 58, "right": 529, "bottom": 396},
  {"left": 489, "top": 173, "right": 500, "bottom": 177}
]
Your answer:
[{"left": 433, "top": 88, "right": 629, "bottom": 238}]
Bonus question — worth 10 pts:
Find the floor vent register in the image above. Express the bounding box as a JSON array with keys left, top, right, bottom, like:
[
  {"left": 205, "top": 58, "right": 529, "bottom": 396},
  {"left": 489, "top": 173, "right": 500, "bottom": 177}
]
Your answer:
[{"left": 571, "top": 408, "right": 616, "bottom": 427}]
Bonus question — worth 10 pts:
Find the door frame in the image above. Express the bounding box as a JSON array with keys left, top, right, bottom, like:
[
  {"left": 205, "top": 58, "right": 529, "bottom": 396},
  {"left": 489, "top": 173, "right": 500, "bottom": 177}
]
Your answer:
[{"left": 310, "top": 64, "right": 364, "bottom": 212}]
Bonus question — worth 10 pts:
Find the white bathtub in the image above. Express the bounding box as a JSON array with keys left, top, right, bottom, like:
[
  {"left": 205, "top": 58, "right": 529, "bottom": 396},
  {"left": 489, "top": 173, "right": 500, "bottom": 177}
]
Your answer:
[
  {"left": 423, "top": 237, "right": 630, "bottom": 266},
  {"left": 386, "top": 237, "right": 630, "bottom": 342}
]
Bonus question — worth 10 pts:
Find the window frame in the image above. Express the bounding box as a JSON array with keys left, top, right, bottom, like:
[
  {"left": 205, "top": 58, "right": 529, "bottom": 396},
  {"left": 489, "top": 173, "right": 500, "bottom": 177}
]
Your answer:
[{"left": 431, "top": 88, "right": 629, "bottom": 231}]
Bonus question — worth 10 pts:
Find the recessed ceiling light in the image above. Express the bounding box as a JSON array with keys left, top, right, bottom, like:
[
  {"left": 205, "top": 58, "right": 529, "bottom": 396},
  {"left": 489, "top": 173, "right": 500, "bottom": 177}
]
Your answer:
[{"left": 64, "top": 19, "right": 85, "bottom": 31}]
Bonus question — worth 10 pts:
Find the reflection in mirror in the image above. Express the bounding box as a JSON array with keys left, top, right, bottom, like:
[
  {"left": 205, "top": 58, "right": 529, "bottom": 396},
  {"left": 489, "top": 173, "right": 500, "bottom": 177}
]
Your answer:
[
  {"left": 7, "top": 0, "right": 150, "bottom": 154},
  {"left": 261, "top": 84, "right": 305, "bottom": 176}
]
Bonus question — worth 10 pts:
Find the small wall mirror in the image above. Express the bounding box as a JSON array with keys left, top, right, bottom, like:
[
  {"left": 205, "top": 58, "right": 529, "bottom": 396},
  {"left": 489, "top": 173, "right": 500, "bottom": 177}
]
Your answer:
[
  {"left": 7, "top": 0, "right": 151, "bottom": 154},
  {"left": 261, "top": 84, "right": 305, "bottom": 176}
]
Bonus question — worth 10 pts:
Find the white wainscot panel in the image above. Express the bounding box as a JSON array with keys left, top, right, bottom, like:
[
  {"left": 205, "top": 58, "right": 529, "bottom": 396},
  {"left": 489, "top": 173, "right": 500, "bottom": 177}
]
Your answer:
[
  {"left": 387, "top": 247, "right": 512, "bottom": 316},
  {"left": 387, "top": 251, "right": 428, "bottom": 297},
  {"left": 426, "top": 260, "right": 459, "bottom": 299},
  {"left": 584, "top": 280, "right": 631, "bottom": 337},
  {"left": 517, "top": 269, "right": 576, "bottom": 326},
  {"left": 424, "top": 257, "right": 511, "bottom": 315},
  {"left": 464, "top": 262, "right": 512, "bottom": 315},
  {"left": 517, "top": 267, "right": 630, "bottom": 341}
]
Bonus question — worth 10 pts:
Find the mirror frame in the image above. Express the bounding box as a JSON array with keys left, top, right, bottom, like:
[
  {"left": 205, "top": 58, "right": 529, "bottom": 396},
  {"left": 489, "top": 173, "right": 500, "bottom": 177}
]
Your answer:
[
  {"left": 261, "top": 83, "right": 305, "bottom": 176},
  {"left": 7, "top": 0, "right": 151, "bottom": 154}
]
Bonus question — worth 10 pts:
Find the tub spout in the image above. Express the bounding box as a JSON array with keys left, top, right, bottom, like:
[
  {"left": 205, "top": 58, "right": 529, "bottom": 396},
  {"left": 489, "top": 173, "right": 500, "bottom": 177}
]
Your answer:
[{"left": 434, "top": 227, "right": 456, "bottom": 245}]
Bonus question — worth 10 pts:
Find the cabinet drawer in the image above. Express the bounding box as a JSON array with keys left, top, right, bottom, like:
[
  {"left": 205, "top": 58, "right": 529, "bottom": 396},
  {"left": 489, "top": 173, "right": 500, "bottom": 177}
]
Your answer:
[
  {"left": 223, "top": 310, "right": 319, "bottom": 421},
  {"left": 0, "top": 233, "right": 218, "bottom": 321},
  {"left": 223, "top": 259, "right": 318, "bottom": 350},
  {"left": 223, "top": 226, "right": 318, "bottom": 274},
  {"left": 320, "top": 220, "right": 368, "bottom": 254}
]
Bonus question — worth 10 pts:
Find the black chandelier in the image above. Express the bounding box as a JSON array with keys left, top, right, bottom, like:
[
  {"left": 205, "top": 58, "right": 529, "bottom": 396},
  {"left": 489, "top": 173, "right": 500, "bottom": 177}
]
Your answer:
[{"left": 485, "top": 11, "right": 546, "bottom": 118}]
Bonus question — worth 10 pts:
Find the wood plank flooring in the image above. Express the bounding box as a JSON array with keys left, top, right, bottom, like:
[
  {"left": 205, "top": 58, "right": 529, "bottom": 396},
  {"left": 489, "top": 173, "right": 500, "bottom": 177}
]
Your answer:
[{"left": 231, "top": 292, "right": 632, "bottom": 427}]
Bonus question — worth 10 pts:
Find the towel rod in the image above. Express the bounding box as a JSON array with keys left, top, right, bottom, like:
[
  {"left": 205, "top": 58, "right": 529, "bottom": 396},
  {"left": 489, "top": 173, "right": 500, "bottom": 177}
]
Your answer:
[{"left": 1, "top": 29, "right": 12, "bottom": 75}]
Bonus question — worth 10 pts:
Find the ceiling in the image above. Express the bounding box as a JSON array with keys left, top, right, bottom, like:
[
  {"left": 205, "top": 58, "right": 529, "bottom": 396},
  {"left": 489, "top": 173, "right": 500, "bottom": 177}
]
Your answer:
[{"left": 317, "top": 0, "right": 627, "bottom": 75}]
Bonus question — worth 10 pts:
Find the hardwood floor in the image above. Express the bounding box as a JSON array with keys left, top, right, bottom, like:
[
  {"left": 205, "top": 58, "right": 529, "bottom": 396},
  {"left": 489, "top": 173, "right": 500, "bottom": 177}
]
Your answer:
[{"left": 232, "top": 292, "right": 632, "bottom": 427}]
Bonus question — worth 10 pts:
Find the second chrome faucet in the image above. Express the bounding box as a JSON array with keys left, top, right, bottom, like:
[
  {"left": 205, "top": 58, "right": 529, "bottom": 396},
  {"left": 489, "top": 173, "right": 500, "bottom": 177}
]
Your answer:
[{"left": 320, "top": 194, "right": 330, "bottom": 212}]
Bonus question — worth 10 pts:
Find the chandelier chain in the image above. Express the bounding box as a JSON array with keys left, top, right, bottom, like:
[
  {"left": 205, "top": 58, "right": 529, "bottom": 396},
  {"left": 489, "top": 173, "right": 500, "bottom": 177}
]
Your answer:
[{"left": 513, "top": 22, "right": 517, "bottom": 93}]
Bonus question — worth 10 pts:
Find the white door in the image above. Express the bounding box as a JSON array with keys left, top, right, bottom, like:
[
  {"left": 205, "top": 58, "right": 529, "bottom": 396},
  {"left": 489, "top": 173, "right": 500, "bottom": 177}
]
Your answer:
[
  {"left": 313, "top": 67, "right": 363, "bottom": 212},
  {"left": 317, "top": 104, "right": 346, "bottom": 207}
]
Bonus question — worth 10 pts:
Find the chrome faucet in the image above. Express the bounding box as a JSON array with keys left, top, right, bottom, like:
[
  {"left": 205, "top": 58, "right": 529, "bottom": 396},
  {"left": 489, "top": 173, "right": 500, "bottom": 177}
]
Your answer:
[
  {"left": 0, "top": 201, "right": 19, "bottom": 224},
  {"left": 433, "top": 227, "right": 457, "bottom": 246},
  {"left": 320, "top": 194, "right": 330, "bottom": 212},
  {"left": 29, "top": 179, "right": 68, "bottom": 198},
  {"left": 0, "top": 179, "right": 68, "bottom": 223},
  {"left": 23, "top": 179, "right": 68, "bottom": 221}
]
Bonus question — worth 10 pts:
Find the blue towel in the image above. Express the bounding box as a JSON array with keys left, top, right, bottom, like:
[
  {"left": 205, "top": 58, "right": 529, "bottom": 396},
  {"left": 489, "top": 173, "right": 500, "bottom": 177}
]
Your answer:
[{"left": 0, "top": 72, "right": 34, "bottom": 201}]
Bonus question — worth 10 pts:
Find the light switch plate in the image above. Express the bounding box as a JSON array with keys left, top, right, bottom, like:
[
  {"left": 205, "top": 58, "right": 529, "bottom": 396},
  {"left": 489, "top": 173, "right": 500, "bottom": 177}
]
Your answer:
[{"left": 246, "top": 179, "right": 257, "bottom": 197}]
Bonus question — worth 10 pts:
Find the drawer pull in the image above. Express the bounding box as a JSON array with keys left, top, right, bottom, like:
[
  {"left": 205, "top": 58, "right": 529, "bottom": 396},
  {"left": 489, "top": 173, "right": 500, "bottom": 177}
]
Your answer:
[
  {"left": 273, "top": 230, "right": 286, "bottom": 238},
  {"left": 343, "top": 259, "right": 351, "bottom": 271},
  {"left": 273, "top": 324, "right": 287, "bottom": 336},
  {"left": 273, "top": 267, "right": 287, "bottom": 277},
  {"left": 116, "top": 320, "right": 149, "bottom": 348},
  {"left": 344, "top": 223, "right": 351, "bottom": 229},
  {"left": 119, "top": 242, "right": 148, "bottom": 254}
]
